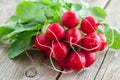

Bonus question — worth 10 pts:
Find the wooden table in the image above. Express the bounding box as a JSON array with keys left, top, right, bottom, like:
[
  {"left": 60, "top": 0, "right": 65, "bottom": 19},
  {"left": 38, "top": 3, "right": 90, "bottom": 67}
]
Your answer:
[{"left": 0, "top": 0, "right": 120, "bottom": 80}]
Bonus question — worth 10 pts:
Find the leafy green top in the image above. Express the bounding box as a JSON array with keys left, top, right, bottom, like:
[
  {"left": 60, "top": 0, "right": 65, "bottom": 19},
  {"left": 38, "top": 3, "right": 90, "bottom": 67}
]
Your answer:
[{"left": 0, "top": 0, "right": 119, "bottom": 58}]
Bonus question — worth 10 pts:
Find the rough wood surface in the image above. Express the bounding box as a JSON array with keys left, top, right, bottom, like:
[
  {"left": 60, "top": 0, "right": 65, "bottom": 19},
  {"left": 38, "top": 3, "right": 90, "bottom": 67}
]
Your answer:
[
  {"left": 0, "top": 45, "right": 58, "bottom": 80},
  {"left": 0, "top": 0, "right": 120, "bottom": 80},
  {"left": 0, "top": 0, "right": 19, "bottom": 24},
  {"left": 100, "top": 0, "right": 120, "bottom": 80},
  {"left": 94, "top": 0, "right": 120, "bottom": 80}
]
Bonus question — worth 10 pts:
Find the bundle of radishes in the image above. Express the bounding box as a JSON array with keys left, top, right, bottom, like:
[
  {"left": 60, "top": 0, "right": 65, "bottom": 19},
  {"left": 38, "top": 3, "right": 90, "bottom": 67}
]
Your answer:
[
  {"left": 1, "top": 0, "right": 120, "bottom": 73},
  {"left": 34, "top": 11, "right": 107, "bottom": 71}
]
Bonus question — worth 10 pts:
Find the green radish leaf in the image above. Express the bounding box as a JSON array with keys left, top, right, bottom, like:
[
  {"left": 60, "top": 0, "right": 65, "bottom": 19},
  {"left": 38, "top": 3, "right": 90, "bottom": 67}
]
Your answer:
[
  {"left": 84, "top": 7, "right": 107, "bottom": 21},
  {"left": 37, "top": 0, "right": 53, "bottom": 6},
  {"left": 63, "top": 3, "right": 72, "bottom": 11},
  {"left": 52, "top": 2, "right": 62, "bottom": 10},
  {"left": 9, "top": 15, "right": 19, "bottom": 22},
  {"left": 8, "top": 31, "right": 35, "bottom": 58},
  {"left": 52, "top": 10, "right": 63, "bottom": 23},
  {"left": 41, "top": 20, "right": 52, "bottom": 34},
  {"left": 22, "top": 21, "right": 38, "bottom": 28},
  {"left": 16, "top": 1, "right": 47, "bottom": 23},
  {"left": 71, "top": 2, "right": 89, "bottom": 11},
  {"left": 0, "top": 22, "right": 38, "bottom": 41},
  {"left": 97, "top": 24, "right": 120, "bottom": 50},
  {"left": 33, "top": 7, "right": 47, "bottom": 23},
  {"left": 16, "top": 1, "right": 36, "bottom": 22},
  {"left": 44, "top": 7, "right": 53, "bottom": 18},
  {"left": 71, "top": 2, "right": 107, "bottom": 21},
  {"left": 0, "top": 25, "right": 14, "bottom": 35}
]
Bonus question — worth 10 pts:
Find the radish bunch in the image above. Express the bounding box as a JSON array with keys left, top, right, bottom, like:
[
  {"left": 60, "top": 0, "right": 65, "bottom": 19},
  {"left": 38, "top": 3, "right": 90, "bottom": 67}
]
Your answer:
[{"left": 34, "top": 11, "right": 107, "bottom": 71}]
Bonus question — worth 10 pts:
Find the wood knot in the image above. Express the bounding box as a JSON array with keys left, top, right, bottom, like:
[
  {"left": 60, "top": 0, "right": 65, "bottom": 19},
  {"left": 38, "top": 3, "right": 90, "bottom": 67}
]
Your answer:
[{"left": 25, "top": 67, "right": 37, "bottom": 78}]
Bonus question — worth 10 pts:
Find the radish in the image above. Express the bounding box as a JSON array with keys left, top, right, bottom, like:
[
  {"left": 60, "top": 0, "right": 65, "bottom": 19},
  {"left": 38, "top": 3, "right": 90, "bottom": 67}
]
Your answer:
[
  {"left": 80, "top": 16, "right": 99, "bottom": 34},
  {"left": 81, "top": 33, "right": 101, "bottom": 52},
  {"left": 56, "top": 58, "right": 68, "bottom": 69},
  {"left": 65, "top": 28, "right": 82, "bottom": 46},
  {"left": 97, "top": 33, "right": 107, "bottom": 51},
  {"left": 62, "top": 11, "right": 79, "bottom": 29},
  {"left": 68, "top": 51, "right": 86, "bottom": 70},
  {"left": 49, "top": 42, "right": 69, "bottom": 61},
  {"left": 44, "top": 48, "right": 53, "bottom": 57},
  {"left": 46, "top": 23, "right": 65, "bottom": 41},
  {"left": 83, "top": 52, "right": 96, "bottom": 67},
  {"left": 34, "top": 33, "right": 51, "bottom": 51}
]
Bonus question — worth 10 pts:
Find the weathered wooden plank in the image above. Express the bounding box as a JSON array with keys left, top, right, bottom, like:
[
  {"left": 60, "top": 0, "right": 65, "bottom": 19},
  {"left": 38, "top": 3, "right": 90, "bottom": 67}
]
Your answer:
[
  {"left": 105, "top": 0, "right": 120, "bottom": 28},
  {"left": 94, "top": 49, "right": 115, "bottom": 80},
  {"left": 95, "top": 0, "right": 120, "bottom": 80},
  {"left": 102, "top": 51, "right": 120, "bottom": 80},
  {"left": 0, "top": 0, "right": 19, "bottom": 24},
  {"left": 0, "top": 45, "right": 58, "bottom": 80}
]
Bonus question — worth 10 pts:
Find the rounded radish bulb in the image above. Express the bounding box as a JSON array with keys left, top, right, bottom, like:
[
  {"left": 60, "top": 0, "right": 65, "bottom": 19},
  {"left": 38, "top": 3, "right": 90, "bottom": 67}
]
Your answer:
[
  {"left": 46, "top": 23, "right": 65, "bottom": 41},
  {"left": 34, "top": 33, "right": 51, "bottom": 51},
  {"left": 62, "top": 11, "right": 79, "bottom": 29},
  {"left": 81, "top": 33, "right": 101, "bottom": 52},
  {"left": 65, "top": 28, "right": 82, "bottom": 46},
  {"left": 81, "top": 16, "right": 99, "bottom": 34},
  {"left": 68, "top": 51, "right": 86, "bottom": 70}
]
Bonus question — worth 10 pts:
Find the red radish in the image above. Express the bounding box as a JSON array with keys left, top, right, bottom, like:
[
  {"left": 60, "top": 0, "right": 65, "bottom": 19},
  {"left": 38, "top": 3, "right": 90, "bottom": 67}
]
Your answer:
[
  {"left": 80, "top": 16, "right": 99, "bottom": 34},
  {"left": 84, "top": 52, "right": 96, "bottom": 67},
  {"left": 97, "top": 33, "right": 107, "bottom": 51},
  {"left": 56, "top": 59, "right": 68, "bottom": 69},
  {"left": 51, "top": 42, "right": 69, "bottom": 61},
  {"left": 65, "top": 28, "right": 82, "bottom": 46},
  {"left": 68, "top": 51, "right": 86, "bottom": 70},
  {"left": 62, "top": 11, "right": 79, "bottom": 29},
  {"left": 34, "top": 33, "right": 51, "bottom": 51},
  {"left": 44, "top": 48, "right": 53, "bottom": 57},
  {"left": 46, "top": 23, "right": 65, "bottom": 41},
  {"left": 81, "top": 33, "right": 101, "bottom": 52}
]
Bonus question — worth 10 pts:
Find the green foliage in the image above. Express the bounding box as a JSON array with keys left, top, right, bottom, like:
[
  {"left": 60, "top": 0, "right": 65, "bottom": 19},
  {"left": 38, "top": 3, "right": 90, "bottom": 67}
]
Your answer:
[
  {"left": 71, "top": 2, "right": 107, "bottom": 21},
  {"left": 97, "top": 24, "right": 120, "bottom": 50},
  {"left": 0, "top": 1, "right": 119, "bottom": 58},
  {"left": 8, "top": 31, "right": 35, "bottom": 58}
]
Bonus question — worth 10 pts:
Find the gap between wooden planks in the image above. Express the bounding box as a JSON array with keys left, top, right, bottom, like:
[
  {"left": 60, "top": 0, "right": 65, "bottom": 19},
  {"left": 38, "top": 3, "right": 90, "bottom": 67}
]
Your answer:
[{"left": 97, "top": 0, "right": 120, "bottom": 80}]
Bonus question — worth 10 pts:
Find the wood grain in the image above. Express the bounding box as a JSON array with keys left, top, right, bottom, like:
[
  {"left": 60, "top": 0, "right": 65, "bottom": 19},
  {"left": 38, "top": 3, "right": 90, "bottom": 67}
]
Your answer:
[
  {"left": 0, "top": 0, "right": 19, "bottom": 24},
  {"left": 102, "top": 51, "right": 120, "bottom": 80},
  {"left": 105, "top": 0, "right": 120, "bottom": 28},
  {"left": 97, "top": 0, "right": 120, "bottom": 80},
  {"left": 0, "top": 45, "right": 58, "bottom": 80}
]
